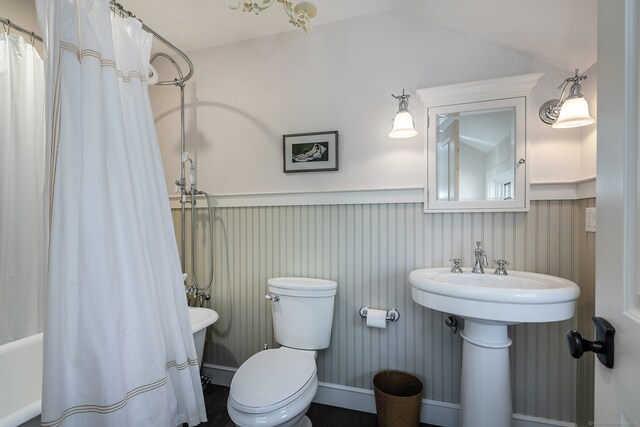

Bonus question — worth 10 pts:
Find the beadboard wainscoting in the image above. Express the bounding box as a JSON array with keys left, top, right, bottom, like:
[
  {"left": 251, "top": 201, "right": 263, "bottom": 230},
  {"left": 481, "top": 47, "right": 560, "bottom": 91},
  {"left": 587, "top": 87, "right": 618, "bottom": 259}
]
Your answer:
[{"left": 172, "top": 199, "right": 595, "bottom": 425}]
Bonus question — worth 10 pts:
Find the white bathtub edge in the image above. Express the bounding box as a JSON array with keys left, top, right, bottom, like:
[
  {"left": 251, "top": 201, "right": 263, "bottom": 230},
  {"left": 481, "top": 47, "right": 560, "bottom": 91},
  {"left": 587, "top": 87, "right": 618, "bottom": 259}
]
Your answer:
[
  {"left": 0, "top": 399, "right": 41, "bottom": 427},
  {"left": 188, "top": 307, "right": 219, "bottom": 333}
]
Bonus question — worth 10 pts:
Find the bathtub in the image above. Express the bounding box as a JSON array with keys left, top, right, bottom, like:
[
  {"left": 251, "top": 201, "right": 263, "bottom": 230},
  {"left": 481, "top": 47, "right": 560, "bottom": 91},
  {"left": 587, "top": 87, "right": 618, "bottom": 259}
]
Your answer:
[
  {"left": 0, "top": 307, "right": 218, "bottom": 427},
  {"left": 188, "top": 307, "right": 219, "bottom": 368},
  {"left": 0, "top": 333, "right": 43, "bottom": 427}
]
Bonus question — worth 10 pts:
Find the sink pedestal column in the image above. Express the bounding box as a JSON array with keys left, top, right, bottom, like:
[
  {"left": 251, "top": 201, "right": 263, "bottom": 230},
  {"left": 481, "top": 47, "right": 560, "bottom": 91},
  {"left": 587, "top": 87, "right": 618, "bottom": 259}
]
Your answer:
[{"left": 460, "top": 319, "right": 512, "bottom": 427}]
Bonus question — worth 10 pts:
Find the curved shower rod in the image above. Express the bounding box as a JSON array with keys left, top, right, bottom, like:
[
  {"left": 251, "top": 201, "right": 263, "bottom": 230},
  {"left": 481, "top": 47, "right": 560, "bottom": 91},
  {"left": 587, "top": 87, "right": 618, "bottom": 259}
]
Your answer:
[{"left": 109, "top": 1, "right": 194, "bottom": 85}]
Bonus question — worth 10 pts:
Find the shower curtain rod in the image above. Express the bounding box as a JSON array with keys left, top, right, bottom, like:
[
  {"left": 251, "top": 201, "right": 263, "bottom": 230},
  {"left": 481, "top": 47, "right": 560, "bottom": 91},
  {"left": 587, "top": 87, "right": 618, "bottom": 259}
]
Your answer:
[
  {"left": 109, "top": 1, "right": 194, "bottom": 85},
  {"left": 0, "top": 17, "right": 43, "bottom": 43}
]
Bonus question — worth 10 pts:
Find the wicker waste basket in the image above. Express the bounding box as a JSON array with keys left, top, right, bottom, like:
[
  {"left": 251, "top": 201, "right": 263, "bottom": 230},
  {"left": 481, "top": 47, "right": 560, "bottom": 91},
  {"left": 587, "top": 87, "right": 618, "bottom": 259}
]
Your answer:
[{"left": 373, "top": 370, "right": 423, "bottom": 427}]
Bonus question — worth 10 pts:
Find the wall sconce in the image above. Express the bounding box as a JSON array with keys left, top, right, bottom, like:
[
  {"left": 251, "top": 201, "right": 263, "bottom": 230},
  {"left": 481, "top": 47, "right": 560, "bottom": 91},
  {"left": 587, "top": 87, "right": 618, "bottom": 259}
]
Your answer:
[
  {"left": 539, "top": 69, "right": 595, "bottom": 129},
  {"left": 389, "top": 90, "right": 417, "bottom": 138}
]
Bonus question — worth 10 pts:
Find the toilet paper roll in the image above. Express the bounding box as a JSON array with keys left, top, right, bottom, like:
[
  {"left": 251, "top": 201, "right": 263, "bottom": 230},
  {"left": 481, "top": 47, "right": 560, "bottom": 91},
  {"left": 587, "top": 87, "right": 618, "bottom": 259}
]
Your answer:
[{"left": 366, "top": 309, "right": 387, "bottom": 329}]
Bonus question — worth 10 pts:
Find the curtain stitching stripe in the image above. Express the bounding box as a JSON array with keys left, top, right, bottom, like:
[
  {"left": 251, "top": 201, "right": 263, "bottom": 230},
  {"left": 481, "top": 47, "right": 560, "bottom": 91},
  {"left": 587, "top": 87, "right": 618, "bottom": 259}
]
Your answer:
[
  {"left": 41, "top": 378, "right": 167, "bottom": 427},
  {"left": 166, "top": 358, "right": 199, "bottom": 370},
  {"left": 41, "top": 358, "right": 199, "bottom": 426},
  {"left": 48, "top": 45, "right": 62, "bottom": 228},
  {"left": 59, "top": 41, "right": 147, "bottom": 82}
]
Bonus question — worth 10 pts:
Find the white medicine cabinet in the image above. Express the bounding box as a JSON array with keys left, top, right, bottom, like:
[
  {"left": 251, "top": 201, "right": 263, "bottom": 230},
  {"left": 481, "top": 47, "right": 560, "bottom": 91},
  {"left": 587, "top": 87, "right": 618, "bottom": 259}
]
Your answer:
[{"left": 416, "top": 73, "right": 543, "bottom": 213}]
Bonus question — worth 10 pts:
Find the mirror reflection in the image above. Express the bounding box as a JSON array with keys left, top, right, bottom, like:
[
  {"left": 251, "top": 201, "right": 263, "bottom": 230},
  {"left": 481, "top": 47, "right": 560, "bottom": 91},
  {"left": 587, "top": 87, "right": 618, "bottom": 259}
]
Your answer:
[{"left": 435, "top": 106, "right": 516, "bottom": 201}]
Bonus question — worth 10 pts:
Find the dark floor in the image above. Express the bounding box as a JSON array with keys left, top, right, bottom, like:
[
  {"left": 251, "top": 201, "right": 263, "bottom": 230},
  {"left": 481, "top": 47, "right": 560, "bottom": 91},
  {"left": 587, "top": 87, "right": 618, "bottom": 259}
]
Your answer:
[{"left": 193, "top": 384, "right": 436, "bottom": 427}]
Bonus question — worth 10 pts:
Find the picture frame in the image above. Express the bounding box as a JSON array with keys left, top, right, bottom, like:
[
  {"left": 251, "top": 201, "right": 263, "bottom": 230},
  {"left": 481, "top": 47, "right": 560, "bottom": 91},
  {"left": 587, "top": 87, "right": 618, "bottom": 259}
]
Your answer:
[{"left": 283, "top": 131, "right": 338, "bottom": 173}]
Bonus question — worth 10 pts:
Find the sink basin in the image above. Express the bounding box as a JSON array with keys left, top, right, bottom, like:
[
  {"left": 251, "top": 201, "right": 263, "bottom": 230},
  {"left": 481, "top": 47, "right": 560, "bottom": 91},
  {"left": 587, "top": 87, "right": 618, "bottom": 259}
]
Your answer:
[
  {"left": 409, "top": 267, "right": 580, "bottom": 323},
  {"left": 409, "top": 267, "right": 580, "bottom": 427}
]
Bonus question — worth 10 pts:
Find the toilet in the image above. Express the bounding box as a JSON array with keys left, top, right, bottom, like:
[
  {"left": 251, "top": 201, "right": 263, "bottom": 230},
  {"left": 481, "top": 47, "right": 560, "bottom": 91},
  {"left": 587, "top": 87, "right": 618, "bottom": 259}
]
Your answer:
[{"left": 227, "top": 277, "right": 337, "bottom": 427}]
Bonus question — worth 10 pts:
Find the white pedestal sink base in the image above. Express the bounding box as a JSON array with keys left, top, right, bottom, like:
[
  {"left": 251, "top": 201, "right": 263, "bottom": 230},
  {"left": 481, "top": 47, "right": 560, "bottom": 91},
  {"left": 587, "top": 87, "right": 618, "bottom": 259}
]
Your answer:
[
  {"left": 410, "top": 268, "right": 580, "bottom": 427},
  {"left": 460, "top": 320, "right": 512, "bottom": 427}
]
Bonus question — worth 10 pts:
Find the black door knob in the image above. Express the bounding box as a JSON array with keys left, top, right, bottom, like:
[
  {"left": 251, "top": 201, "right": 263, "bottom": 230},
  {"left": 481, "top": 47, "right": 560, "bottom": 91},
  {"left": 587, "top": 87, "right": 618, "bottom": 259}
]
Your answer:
[
  {"left": 566, "top": 316, "right": 615, "bottom": 369},
  {"left": 566, "top": 330, "right": 605, "bottom": 358}
]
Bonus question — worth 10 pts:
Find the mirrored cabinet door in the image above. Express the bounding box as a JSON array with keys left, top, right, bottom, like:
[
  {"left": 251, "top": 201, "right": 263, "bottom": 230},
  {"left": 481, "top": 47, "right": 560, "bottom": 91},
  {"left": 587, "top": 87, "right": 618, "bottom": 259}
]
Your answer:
[
  {"left": 418, "top": 73, "right": 542, "bottom": 213},
  {"left": 428, "top": 97, "right": 525, "bottom": 211}
]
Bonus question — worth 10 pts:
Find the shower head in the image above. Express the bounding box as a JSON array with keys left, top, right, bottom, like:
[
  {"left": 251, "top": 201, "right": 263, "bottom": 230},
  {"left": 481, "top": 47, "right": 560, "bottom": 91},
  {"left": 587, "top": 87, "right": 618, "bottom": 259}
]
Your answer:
[{"left": 181, "top": 152, "right": 192, "bottom": 163}]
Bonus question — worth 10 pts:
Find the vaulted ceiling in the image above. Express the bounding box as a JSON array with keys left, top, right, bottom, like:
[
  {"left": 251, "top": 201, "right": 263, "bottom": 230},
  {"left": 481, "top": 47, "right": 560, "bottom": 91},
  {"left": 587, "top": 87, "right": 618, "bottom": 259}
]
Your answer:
[
  {"left": 124, "top": 0, "right": 597, "bottom": 72},
  {"left": 2, "top": 0, "right": 598, "bottom": 72}
]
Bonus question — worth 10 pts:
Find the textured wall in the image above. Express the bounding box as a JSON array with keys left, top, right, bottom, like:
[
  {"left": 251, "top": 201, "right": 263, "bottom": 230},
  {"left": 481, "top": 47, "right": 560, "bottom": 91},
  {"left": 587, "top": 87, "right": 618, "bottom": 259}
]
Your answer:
[
  {"left": 173, "top": 199, "right": 596, "bottom": 422},
  {"left": 150, "top": 11, "right": 585, "bottom": 198},
  {"left": 580, "top": 64, "right": 598, "bottom": 178}
]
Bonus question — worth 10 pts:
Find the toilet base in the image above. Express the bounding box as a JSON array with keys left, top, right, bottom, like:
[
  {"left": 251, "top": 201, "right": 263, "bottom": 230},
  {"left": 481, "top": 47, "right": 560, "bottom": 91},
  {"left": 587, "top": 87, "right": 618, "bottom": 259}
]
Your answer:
[
  {"left": 297, "top": 416, "right": 312, "bottom": 427},
  {"left": 230, "top": 413, "right": 311, "bottom": 427}
]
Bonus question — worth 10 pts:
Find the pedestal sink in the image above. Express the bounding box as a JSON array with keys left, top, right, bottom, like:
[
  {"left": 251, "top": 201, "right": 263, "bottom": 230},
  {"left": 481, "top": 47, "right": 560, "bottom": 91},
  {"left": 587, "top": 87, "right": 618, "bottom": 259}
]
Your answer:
[{"left": 409, "top": 267, "right": 580, "bottom": 427}]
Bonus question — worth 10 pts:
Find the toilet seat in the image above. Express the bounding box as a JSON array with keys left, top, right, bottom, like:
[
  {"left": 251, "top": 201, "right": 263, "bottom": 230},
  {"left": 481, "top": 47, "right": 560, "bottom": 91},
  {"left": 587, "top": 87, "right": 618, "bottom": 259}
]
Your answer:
[{"left": 229, "top": 348, "right": 317, "bottom": 415}]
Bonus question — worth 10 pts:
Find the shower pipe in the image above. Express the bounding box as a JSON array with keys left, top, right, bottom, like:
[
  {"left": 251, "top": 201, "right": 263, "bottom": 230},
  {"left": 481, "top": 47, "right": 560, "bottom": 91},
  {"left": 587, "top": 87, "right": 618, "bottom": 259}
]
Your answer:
[
  {"left": 0, "top": 17, "right": 43, "bottom": 43},
  {"left": 149, "top": 54, "right": 214, "bottom": 297}
]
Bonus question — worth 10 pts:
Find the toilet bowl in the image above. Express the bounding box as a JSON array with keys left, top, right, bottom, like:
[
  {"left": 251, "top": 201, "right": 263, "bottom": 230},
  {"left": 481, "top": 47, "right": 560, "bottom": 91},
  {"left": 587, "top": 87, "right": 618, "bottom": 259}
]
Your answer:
[{"left": 227, "top": 277, "right": 337, "bottom": 427}]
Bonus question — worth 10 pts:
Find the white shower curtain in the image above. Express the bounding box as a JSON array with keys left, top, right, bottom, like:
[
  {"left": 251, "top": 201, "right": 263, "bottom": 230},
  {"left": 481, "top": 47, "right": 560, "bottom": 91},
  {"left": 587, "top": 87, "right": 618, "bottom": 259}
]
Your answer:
[
  {"left": 0, "top": 31, "right": 46, "bottom": 345},
  {"left": 36, "top": 1, "right": 207, "bottom": 425}
]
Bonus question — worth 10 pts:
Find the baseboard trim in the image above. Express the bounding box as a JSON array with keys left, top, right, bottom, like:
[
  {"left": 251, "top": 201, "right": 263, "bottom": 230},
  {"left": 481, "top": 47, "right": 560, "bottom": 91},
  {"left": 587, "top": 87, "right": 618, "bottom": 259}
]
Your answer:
[
  {"left": 201, "top": 363, "right": 576, "bottom": 427},
  {"left": 313, "top": 381, "right": 460, "bottom": 426},
  {"left": 512, "top": 413, "right": 577, "bottom": 427},
  {"left": 202, "top": 363, "right": 236, "bottom": 386}
]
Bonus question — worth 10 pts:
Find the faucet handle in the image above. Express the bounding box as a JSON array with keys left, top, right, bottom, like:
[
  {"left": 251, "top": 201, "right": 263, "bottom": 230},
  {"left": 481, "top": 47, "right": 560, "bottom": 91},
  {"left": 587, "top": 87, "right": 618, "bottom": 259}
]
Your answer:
[
  {"left": 494, "top": 259, "right": 510, "bottom": 275},
  {"left": 265, "top": 293, "right": 280, "bottom": 302},
  {"left": 449, "top": 258, "right": 464, "bottom": 273}
]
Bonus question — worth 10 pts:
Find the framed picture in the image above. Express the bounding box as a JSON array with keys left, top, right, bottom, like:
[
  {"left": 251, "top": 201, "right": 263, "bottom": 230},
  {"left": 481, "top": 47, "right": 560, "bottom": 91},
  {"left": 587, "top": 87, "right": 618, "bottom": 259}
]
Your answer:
[{"left": 283, "top": 131, "right": 338, "bottom": 173}]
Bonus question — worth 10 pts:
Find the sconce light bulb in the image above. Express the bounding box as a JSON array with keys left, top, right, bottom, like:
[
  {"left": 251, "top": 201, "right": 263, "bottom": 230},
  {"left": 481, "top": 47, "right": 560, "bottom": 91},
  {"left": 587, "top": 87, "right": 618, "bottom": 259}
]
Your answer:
[
  {"left": 390, "top": 111, "right": 417, "bottom": 138},
  {"left": 552, "top": 96, "right": 595, "bottom": 129}
]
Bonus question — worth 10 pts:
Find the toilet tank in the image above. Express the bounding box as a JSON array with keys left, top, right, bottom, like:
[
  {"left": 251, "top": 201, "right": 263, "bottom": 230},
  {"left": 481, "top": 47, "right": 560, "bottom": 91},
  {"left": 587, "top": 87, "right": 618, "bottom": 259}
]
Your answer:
[{"left": 267, "top": 277, "right": 337, "bottom": 350}]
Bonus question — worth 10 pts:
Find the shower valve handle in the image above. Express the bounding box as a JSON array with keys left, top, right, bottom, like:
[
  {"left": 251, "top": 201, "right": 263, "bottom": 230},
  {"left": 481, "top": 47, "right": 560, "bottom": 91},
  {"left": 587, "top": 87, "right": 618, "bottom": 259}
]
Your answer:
[{"left": 189, "top": 167, "right": 196, "bottom": 187}]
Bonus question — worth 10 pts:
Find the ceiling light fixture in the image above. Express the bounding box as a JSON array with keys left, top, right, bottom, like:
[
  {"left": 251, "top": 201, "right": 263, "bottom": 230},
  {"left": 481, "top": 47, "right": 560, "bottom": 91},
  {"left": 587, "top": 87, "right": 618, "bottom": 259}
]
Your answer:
[
  {"left": 389, "top": 90, "right": 417, "bottom": 138},
  {"left": 539, "top": 69, "right": 595, "bottom": 129},
  {"left": 227, "top": 0, "right": 317, "bottom": 33}
]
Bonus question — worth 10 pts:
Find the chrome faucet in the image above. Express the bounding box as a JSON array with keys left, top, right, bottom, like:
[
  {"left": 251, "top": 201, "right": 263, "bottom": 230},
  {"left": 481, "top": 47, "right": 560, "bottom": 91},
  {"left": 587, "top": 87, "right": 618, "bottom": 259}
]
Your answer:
[
  {"left": 185, "top": 284, "right": 210, "bottom": 307},
  {"left": 472, "top": 241, "right": 488, "bottom": 274}
]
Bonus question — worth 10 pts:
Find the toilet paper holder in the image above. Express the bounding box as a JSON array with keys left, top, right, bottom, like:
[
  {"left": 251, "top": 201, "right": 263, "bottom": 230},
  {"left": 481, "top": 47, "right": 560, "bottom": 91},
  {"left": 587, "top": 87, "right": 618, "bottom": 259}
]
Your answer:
[{"left": 359, "top": 306, "right": 400, "bottom": 322}]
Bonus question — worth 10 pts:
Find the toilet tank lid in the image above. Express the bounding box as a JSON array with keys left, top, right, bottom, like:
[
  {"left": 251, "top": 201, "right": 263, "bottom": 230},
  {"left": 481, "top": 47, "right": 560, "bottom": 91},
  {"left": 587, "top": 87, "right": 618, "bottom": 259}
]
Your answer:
[{"left": 268, "top": 277, "right": 337, "bottom": 295}]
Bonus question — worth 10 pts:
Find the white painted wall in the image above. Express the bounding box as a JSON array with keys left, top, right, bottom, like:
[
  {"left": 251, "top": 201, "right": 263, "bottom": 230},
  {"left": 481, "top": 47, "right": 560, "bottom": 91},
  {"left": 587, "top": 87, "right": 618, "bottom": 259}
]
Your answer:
[
  {"left": 580, "top": 64, "right": 597, "bottom": 178},
  {"left": 1, "top": 0, "right": 44, "bottom": 57},
  {"left": 149, "top": 11, "right": 584, "bottom": 198}
]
